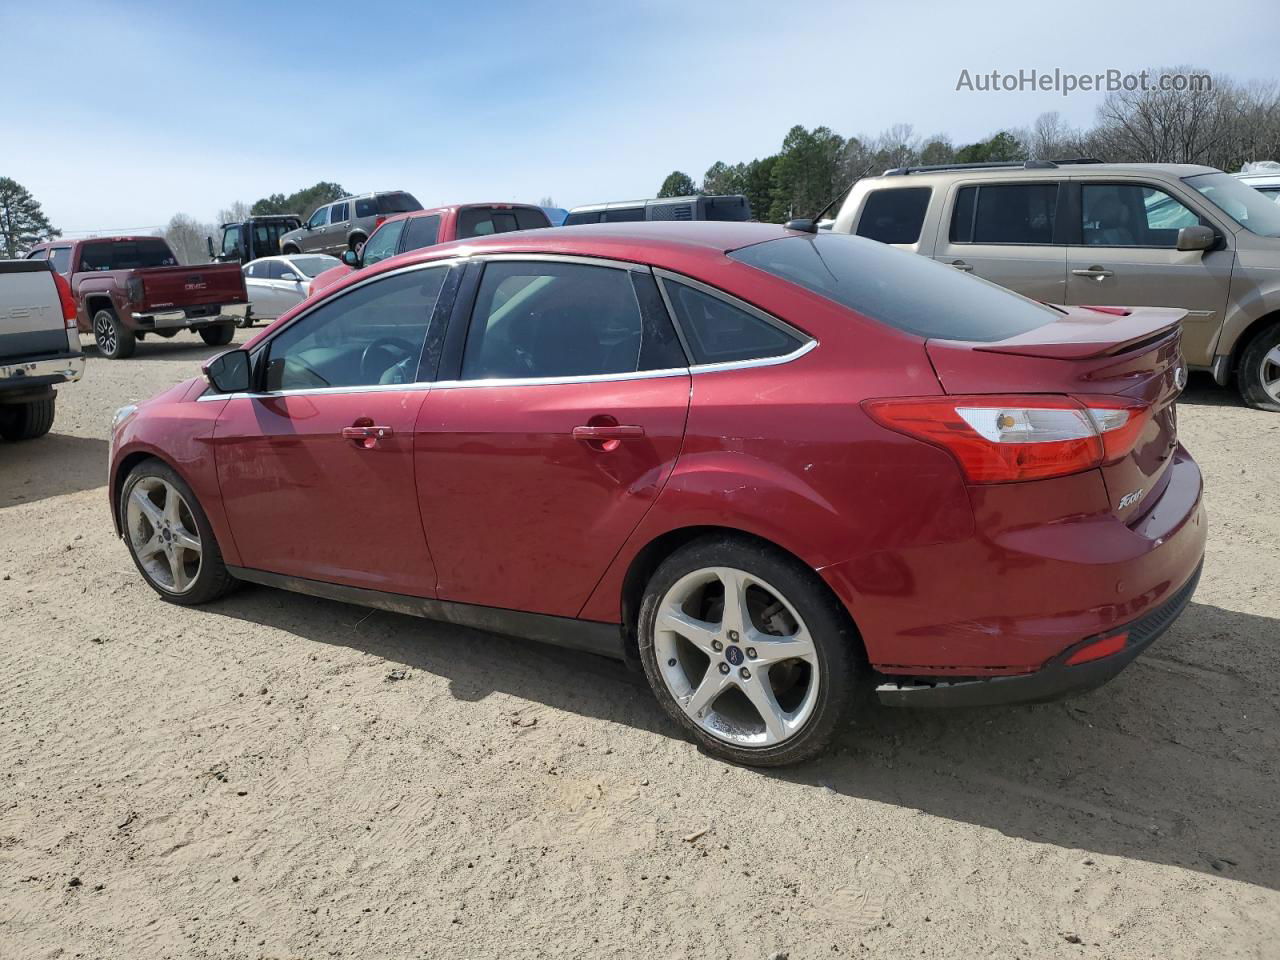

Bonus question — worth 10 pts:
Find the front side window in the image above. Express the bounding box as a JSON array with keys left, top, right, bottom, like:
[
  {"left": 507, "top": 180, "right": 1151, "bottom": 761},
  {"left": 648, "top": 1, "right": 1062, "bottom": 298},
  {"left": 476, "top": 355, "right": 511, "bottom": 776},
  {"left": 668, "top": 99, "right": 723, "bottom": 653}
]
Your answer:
[
  {"left": 1187, "top": 171, "right": 1280, "bottom": 237},
  {"left": 330, "top": 202, "right": 350, "bottom": 225},
  {"left": 1082, "top": 184, "right": 1204, "bottom": 247},
  {"left": 460, "top": 262, "right": 655, "bottom": 380},
  {"left": 663, "top": 280, "right": 802, "bottom": 364},
  {"left": 222, "top": 227, "right": 243, "bottom": 256},
  {"left": 730, "top": 233, "right": 1058, "bottom": 342},
  {"left": 400, "top": 215, "right": 440, "bottom": 252},
  {"left": 950, "top": 184, "right": 1058, "bottom": 244},
  {"left": 306, "top": 206, "right": 328, "bottom": 229},
  {"left": 855, "top": 188, "right": 931, "bottom": 244},
  {"left": 265, "top": 266, "right": 448, "bottom": 391},
  {"left": 362, "top": 220, "right": 406, "bottom": 266},
  {"left": 48, "top": 247, "right": 71, "bottom": 274}
]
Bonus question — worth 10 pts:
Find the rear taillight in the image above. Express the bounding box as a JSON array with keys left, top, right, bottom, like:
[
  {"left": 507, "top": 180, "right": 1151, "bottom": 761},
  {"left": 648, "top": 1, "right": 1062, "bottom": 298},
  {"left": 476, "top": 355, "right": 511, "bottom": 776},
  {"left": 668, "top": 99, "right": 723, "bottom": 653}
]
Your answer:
[
  {"left": 52, "top": 272, "right": 77, "bottom": 329},
  {"left": 126, "top": 275, "right": 145, "bottom": 305},
  {"left": 863, "top": 394, "right": 1151, "bottom": 484},
  {"left": 374, "top": 215, "right": 386, "bottom": 227}
]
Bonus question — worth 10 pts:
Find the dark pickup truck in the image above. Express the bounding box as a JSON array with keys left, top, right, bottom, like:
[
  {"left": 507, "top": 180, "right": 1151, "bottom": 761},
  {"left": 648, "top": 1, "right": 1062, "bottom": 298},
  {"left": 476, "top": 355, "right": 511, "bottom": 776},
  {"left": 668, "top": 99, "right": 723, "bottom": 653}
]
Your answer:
[{"left": 25, "top": 236, "right": 248, "bottom": 359}]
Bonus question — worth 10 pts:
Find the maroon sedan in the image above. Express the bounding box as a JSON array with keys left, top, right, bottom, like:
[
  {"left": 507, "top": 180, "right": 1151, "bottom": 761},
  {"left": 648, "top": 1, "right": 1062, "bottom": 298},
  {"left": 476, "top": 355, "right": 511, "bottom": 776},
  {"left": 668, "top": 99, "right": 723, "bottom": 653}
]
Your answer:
[{"left": 108, "top": 223, "right": 1206, "bottom": 766}]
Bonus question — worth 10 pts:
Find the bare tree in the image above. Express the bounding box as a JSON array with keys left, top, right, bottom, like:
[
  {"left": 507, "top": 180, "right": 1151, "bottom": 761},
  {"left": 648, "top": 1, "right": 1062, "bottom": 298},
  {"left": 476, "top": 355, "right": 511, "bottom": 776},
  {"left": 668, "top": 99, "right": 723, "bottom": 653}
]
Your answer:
[
  {"left": 164, "top": 213, "right": 216, "bottom": 264},
  {"left": 216, "top": 201, "right": 251, "bottom": 226}
]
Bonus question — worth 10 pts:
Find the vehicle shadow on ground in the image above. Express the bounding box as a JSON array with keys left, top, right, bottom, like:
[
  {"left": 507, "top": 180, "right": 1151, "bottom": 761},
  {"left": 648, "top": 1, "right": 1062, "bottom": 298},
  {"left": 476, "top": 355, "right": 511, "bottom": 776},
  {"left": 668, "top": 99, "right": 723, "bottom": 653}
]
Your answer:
[
  {"left": 79, "top": 332, "right": 254, "bottom": 363},
  {"left": 0, "top": 433, "right": 109, "bottom": 508},
  {"left": 209, "top": 588, "right": 1279, "bottom": 892},
  {"left": 1179, "top": 371, "right": 1247, "bottom": 408}
]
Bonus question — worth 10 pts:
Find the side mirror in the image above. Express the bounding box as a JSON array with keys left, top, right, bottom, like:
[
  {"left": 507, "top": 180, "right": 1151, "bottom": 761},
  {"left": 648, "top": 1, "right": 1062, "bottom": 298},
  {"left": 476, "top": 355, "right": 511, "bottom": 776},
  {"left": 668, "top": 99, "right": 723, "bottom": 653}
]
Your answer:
[
  {"left": 1176, "top": 225, "right": 1216, "bottom": 252},
  {"left": 202, "top": 349, "right": 251, "bottom": 394},
  {"left": 206, "top": 237, "right": 215, "bottom": 259},
  {"left": 280, "top": 271, "right": 298, "bottom": 283},
  {"left": 304, "top": 222, "right": 314, "bottom": 231},
  {"left": 341, "top": 250, "right": 360, "bottom": 267}
]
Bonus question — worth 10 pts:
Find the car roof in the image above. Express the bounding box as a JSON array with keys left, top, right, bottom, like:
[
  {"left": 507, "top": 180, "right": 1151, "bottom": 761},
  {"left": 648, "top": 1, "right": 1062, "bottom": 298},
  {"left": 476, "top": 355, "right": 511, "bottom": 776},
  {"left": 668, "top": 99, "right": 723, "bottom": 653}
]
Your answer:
[
  {"left": 378, "top": 202, "right": 552, "bottom": 227},
  {"left": 864, "top": 162, "right": 1221, "bottom": 185},
  {"left": 335, "top": 221, "right": 794, "bottom": 291}
]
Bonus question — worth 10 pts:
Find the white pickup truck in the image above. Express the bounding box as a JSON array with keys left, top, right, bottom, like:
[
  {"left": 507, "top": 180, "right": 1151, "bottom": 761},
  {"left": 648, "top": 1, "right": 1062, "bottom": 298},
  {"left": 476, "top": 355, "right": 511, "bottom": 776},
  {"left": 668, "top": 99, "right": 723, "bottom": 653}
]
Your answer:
[{"left": 0, "top": 259, "right": 84, "bottom": 440}]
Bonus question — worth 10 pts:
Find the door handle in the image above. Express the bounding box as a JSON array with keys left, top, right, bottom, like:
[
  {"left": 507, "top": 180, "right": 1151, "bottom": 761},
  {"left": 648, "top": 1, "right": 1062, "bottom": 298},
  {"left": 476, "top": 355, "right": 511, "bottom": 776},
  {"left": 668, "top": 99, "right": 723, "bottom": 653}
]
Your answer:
[
  {"left": 950, "top": 260, "right": 974, "bottom": 272},
  {"left": 1072, "top": 266, "right": 1115, "bottom": 279},
  {"left": 572, "top": 425, "right": 644, "bottom": 441},
  {"left": 342, "top": 424, "right": 393, "bottom": 448}
]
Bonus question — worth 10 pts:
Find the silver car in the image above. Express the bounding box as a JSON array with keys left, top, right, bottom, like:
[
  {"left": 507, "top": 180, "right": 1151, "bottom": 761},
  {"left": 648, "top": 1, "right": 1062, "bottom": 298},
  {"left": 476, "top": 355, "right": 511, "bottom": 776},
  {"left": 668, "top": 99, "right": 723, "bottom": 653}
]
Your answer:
[
  {"left": 278, "top": 191, "right": 422, "bottom": 258},
  {"left": 241, "top": 254, "right": 341, "bottom": 325}
]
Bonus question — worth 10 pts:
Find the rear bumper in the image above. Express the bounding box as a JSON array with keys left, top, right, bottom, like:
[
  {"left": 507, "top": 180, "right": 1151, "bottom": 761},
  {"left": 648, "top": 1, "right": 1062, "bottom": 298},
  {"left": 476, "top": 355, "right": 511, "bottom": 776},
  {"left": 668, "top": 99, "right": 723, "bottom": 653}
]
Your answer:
[
  {"left": 875, "top": 561, "right": 1202, "bottom": 707},
  {"left": 132, "top": 303, "right": 247, "bottom": 329},
  {"left": 0, "top": 353, "right": 85, "bottom": 392}
]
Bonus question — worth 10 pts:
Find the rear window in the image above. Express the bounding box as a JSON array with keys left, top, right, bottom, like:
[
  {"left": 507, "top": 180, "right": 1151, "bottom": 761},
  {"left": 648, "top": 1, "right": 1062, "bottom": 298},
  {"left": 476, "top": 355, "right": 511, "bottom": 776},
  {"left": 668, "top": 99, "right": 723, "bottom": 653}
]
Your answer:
[
  {"left": 855, "top": 188, "right": 931, "bottom": 244},
  {"left": 78, "top": 239, "right": 177, "bottom": 271},
  {"left": 456, "top": 206, "right": 552, "bottom": 239},
  {"left": 377, "top": 192, "right": 423, "bottom": 215},
  {"left": 729, "top": 234, "right": 1058, "bottom": 342}
]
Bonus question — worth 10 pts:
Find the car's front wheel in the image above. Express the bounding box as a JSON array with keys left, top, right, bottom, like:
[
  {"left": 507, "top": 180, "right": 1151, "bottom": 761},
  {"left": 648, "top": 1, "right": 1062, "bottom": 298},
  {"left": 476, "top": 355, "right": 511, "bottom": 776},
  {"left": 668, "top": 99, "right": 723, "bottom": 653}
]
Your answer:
[
  {"left": 638, "top": 536, "right": 860, "bottom": 766},
  {"left": 121, "top": 459, "right": 236, "bottom": 605}
]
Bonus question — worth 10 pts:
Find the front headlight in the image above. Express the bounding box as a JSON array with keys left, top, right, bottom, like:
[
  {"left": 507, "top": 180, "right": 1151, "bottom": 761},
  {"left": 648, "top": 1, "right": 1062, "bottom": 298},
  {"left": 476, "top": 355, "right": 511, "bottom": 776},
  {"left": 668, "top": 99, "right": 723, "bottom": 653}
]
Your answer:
[{"left": 111, "top": 403, "right": 138, "bottom": 432}]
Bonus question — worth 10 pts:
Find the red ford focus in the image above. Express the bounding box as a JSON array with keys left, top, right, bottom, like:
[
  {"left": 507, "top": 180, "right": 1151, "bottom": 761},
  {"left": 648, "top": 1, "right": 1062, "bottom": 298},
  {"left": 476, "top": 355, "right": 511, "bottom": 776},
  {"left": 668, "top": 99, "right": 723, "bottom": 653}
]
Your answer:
[{"left": 108, "top": 223, "right": 1206, "bottom": 766}]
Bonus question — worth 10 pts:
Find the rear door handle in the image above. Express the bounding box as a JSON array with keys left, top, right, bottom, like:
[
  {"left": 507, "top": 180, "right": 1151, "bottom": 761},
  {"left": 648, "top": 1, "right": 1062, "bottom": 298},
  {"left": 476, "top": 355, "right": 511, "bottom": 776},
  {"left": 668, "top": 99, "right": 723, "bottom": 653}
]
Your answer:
[
  {"left": 1072, "top": 267, "right": 1115, "bottom": 279},
  {"left": 950, "top": 260, "right": 973, "bottom": 272},
  {"left": 572, "top": 425, "right": 644, "bottom": 441}
]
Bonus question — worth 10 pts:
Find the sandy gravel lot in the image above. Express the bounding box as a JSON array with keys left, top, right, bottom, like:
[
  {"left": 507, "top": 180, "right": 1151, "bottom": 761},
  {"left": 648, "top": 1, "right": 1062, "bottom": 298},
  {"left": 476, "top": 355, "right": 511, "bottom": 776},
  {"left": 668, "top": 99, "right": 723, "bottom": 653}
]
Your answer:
[{"left": 2, "top": 331, "right": 1278, "bottom": 960}]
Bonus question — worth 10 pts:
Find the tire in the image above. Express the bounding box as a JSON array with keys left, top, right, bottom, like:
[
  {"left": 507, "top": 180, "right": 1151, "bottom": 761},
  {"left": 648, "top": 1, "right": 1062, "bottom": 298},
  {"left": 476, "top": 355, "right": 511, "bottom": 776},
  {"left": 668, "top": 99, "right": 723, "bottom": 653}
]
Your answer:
[
  {"left": 281, "top": 244, "right": 301, "bottom": 256},
  {"left": 199, "top": 324, "right": 235, "bottom": 346},
  {"left": 93, "top": 308, "right": 136, "bottom": 359},
  {"left": 1236, "top": 320, "right": 1280, "bottom": 412},
  {"left": 235, "top": 309, "right": 254, "bottom": 329},
  {"left": 120, "top": 459, "right": 236, "bottom": 605},
  {"left": 0, "top": 395, "right": 55, "bottom": 441},
  {"left": 637, "top": 535, "right": 860, "bottom": 767}
]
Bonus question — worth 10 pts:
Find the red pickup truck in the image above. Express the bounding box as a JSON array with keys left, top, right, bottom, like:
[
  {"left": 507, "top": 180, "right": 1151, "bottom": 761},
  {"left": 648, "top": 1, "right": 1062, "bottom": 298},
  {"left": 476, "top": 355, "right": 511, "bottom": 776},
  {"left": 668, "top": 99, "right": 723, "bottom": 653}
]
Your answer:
[
  {"left": 25, "top": 236, "right": 248, "bottom": 359},
  {"left": 306, "top": 203, "right": 551, "bottom": 298}
]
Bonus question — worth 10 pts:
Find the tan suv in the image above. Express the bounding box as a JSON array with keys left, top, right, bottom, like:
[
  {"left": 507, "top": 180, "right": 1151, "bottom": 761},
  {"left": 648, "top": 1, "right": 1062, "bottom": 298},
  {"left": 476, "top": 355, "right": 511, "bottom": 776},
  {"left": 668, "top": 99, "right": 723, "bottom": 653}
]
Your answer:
[{"left": 831, "top": 159, "right": 1280, "bottom": 410}]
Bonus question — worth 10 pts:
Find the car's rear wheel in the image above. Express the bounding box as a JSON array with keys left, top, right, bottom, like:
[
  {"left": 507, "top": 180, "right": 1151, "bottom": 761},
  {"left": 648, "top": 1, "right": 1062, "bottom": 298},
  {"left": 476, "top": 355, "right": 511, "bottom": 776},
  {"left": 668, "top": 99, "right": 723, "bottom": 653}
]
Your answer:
[
  {"left": 199, "top": 323, "right": 235, "bottom": 346},
  {"left": 1237, "top": 320, "right": 1280, "bottom": 412},
  {"left": 0, "top": 395, "right": 56, "bottom": 441},
  {"left": 121, "top": 459, "right": 236, "bottom": 605},
  {"left": 637, "top": 536, "right": 859, "bottom": 766},
  {"left": 281, "top": 244, "right": 301, "bottom": 256},
  {"left": 93, "top": 308, "right": 136, "bottom": 359}
]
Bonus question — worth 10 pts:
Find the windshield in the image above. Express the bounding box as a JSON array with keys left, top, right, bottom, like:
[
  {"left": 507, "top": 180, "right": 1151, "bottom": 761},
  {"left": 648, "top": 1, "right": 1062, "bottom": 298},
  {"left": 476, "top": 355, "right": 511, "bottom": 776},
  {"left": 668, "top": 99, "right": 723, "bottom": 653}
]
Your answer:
[
  {"left": 1186, "top": 172, "right": 1280, "bottom": 238},
  {"left": 289, "top": 255, "right": 339, "bottom": 278},
  {"left": 729, "top": 233, "right": 1058, "bottom": 342}
]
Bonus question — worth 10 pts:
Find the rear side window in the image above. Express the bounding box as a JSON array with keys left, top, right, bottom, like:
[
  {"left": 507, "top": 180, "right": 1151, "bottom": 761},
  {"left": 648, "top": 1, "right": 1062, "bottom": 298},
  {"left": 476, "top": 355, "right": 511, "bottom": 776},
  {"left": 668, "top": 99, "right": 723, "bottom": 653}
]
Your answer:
[
  {"left": 330, "top": 202, "right": 350, "bottom": 224},
  {"left": 602, "top": 207, "right": 645, "bottom": 223},
  {"left": 461, "top": 262, "right": 656, "bottom": 380},
  {"left": 855, "top": 188, "right": 931, "bottom": 244},
  {"left": 662, "top": 280, "right": 803, "bottom": 365},
  {"left": 377, "top": 192, "right": 422, "bottom": 215},
  {"left": 950, "top": 184, "right": 1059, "bottom": 244},
  {"left": 730, "top": 234, "right": 1057, "bottom": 342},
  {"left": 355, "top": 198, "right": 377, "bottom": 218},
  {"left": 563, "top": 211, "right": 601, "bottom": 226},
  {"left": 48, "top": 248, "right": 71, "bottom": 274},
  {"left": 401, "top": 215, "right": 441, "bottom": 251},
  {"left": 79, "top": 239, "right": 177, "bottom": 271}
]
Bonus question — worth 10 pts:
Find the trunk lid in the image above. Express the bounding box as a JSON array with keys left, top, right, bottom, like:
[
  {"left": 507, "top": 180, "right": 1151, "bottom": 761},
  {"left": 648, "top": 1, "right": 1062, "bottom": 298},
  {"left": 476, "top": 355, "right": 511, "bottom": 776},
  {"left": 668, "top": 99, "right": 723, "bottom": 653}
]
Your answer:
[
  {"left": 925, "top": 305, "right": 1186, "bottom": 521},
  {"left": 133, "top": 262, "right": 247, "bottom": 312}
]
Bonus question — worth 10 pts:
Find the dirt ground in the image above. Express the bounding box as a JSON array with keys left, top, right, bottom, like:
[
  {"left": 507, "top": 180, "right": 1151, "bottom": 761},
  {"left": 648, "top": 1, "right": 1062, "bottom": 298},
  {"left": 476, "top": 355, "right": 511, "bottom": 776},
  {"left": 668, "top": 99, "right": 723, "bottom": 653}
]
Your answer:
[{"left": 1, "top": 330, "right": 1278, "bottom": 960}]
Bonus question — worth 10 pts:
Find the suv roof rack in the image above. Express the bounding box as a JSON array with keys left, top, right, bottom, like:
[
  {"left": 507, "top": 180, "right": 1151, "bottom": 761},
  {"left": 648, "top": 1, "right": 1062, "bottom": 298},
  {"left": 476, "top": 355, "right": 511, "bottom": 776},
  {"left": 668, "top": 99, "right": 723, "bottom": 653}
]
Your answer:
[{"left": 883, "top": 158, "right": 1103, "bottom": 176}]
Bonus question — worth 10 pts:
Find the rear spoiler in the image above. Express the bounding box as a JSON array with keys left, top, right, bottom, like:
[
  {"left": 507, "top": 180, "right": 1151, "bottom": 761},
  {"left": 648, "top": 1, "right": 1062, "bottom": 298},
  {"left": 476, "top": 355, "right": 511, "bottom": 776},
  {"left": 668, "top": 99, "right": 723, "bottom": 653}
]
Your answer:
[{"left": 972, "top": 305, "right": 1185, "bottom": 361}]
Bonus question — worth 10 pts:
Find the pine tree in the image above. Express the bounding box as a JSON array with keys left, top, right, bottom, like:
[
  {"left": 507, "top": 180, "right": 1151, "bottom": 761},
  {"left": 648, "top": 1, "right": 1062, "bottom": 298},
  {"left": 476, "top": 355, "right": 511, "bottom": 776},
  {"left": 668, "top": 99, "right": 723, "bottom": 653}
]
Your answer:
[{"left": 0, "top": 177, "right": 60, "bottom": 258}]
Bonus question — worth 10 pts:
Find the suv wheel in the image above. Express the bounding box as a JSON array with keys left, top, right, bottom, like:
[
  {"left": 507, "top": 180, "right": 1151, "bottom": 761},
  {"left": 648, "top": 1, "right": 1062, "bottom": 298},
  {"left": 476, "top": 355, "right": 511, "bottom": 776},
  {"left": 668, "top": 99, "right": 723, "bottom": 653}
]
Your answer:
[
  {"left": 637, "top": 535, "right": 860, "bottom": 767},
  {"left": 1237, "top": 320, "right": 1280, "bottom": 412},
  {"left": 0, "top": 395, "right": 56, "bottom": 441},
  {"left": 199, "top": 324, "right": 235, "bottom": 347},
  {"left": 121, "top": 459, "right": 236, "bottom": 605},
  {"left": 281, "top": 244, "right": 301, "bottom": 256},
  {"left": 93, "top": 308, "right": 136, "bottom": 359}
]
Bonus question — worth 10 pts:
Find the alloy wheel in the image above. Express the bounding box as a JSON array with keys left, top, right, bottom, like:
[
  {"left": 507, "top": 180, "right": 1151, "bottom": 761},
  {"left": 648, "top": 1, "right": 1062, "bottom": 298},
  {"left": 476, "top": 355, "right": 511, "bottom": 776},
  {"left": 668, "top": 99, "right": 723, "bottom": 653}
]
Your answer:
[
  {"left": 653, "top": 566, "right": 820, "bottom": 748},
  {"left": 94, "top": 314, "right": 117, "bottom": 355},
  {"left": 125, "top": 476, "right": 203, "bottom": 594},
  {"left": 1260, "top": 345, "right": 1280, "bottom": 405}
]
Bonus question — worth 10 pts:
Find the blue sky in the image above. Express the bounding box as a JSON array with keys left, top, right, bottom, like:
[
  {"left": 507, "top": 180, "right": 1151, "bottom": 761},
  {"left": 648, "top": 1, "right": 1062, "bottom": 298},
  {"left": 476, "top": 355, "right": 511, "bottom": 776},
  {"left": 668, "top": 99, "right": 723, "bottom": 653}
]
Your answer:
[{"left": 1, "top": 0, "right": 1274, "bottom": 234}]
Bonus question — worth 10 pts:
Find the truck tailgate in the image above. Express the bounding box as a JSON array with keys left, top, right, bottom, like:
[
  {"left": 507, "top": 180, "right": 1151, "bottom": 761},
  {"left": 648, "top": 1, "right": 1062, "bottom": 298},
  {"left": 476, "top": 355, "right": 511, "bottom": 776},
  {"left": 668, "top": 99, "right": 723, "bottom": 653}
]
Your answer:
[
  {"left": 135, "top": 263, "right": 247, "bottom": 311},
  {"left": 1, "top": 260, "right": 73, "bottom": 361}
]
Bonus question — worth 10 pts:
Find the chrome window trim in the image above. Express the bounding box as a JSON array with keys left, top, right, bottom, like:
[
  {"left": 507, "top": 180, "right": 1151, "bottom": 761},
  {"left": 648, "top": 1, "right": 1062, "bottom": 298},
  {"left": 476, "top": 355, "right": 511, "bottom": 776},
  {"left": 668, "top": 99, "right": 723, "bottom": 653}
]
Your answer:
[
  {"left": 467, "top": 252, "right": 646, "bottom": 272},
  {"left": 688, "top": 337, "right": 817, "bottom": 374}
]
